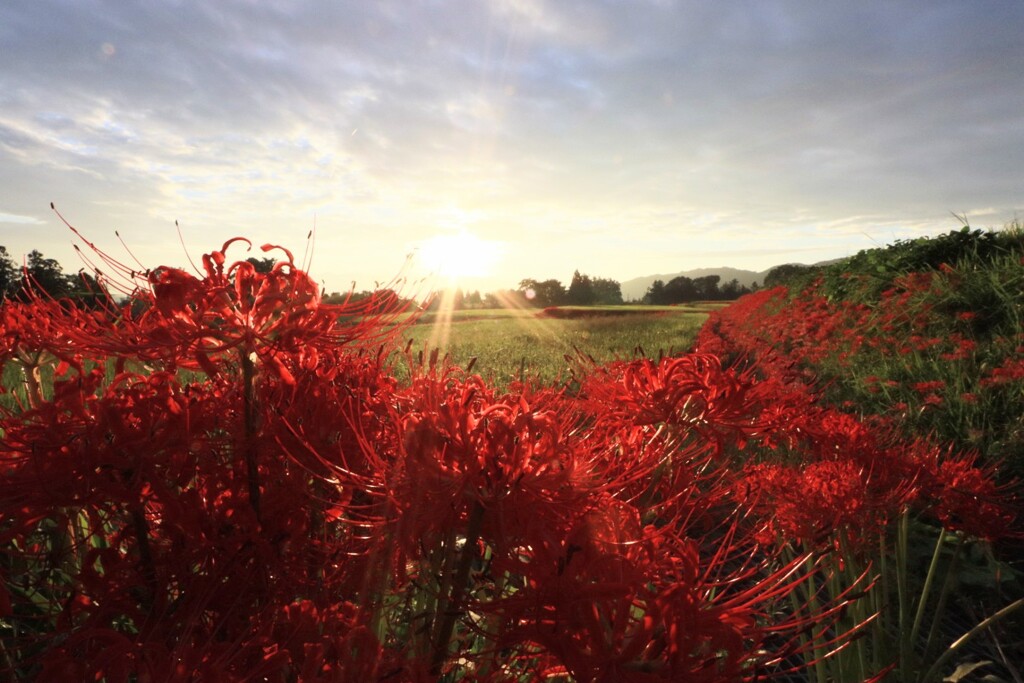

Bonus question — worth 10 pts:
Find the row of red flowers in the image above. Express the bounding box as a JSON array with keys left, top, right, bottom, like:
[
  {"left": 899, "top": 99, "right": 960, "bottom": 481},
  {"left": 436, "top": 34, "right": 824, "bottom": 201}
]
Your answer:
[
  {"left": 695, "top": 256, "right": 1024, "bottom": 477},
  {"left": 1, "top": 235, "right": 1017, "bottom": 681}
]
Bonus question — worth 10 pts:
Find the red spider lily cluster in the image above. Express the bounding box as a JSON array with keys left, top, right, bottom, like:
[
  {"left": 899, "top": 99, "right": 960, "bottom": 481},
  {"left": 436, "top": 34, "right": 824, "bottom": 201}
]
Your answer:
[
  {"left": 698, "top": 269, "right": 1024, "bottom": 465},
  {"left": 694, "top": 282, "right": 1017, "bottom": 542},
  {"left": 0, "top": 238, "right": 1016, "bottom": 681}
]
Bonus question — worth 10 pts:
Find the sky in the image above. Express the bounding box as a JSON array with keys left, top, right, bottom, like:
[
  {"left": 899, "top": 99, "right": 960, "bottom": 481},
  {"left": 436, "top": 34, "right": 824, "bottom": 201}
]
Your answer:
[{"left": 1, "top": 1, "right": 1023, "bottom": 296}]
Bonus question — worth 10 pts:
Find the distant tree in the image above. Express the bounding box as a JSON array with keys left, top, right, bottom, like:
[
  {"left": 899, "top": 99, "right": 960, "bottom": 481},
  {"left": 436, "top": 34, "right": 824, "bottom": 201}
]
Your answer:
[
  {"left": 590, "top": 276, "right": 623, "bottom": 305},
  {"left": 483, "top": 290, "right": 525, "bottom": 309},
  {"left": 518, "top": 278, "right": 566, "bottom": 307},
  {"left": 421, "top": 288, "right": 465, "bottom": 312},
  {"left": 325, "top": 288, "right": 411, "bottom": 308},
  {"left": 644, "top": 279, "right": 668, "bottom": 305},
  {"left": 67, "top": 270, "right": 110, "bottom": 310},
  {"left": 324, "top": 290, "right": 362, "bottom": 304},
  {"left": 19, "top": 249, "right": 70, "bottom": 299},
  {"left": 465, "top": 290, "right": 483, "bottom": 308},
  {"left": 246, "top": 257, "right": 276, "bottom": 274},
  {"left": 567, "top": 270, "right": 595, "bottom": 305},
  {"left": 692, "top": 275, "right": 721, "bottom": 300},
  {"left": 644, "top": 274, "right": 733, "bottom": 304},
  {"left": 720, "top": 278, "right": 742, "bottom": 300},
  {"left": 664, "top": 276, "right": 697, "bottom": 303},
  {"left": 0, "top": 246, "right": 17, "bottom": 300},
  {"left": 518, "top": 279, "right": 538, "bottom": 295}
]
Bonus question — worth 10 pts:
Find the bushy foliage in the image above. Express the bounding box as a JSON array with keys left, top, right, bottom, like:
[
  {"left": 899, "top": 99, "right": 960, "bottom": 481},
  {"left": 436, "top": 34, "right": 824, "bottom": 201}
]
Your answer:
[
  {"left": 818, "top": 223, "right": 1024, "bottom": 303},
  {"left": 762, "top": 263, "right": 817, "bottom": 289}
]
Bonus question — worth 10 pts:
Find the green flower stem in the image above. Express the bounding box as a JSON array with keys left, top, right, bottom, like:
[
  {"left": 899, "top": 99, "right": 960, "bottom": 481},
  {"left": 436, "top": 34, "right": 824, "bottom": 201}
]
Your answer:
[
  {"left": 18, "top": 358, "right": 43, "bottom": 410},
  {"left": 430, "top": 501, "right": 485, "bottom": 676},
  {"left": 922, "top": 538, "right": 962, "bottom": 669},
  {"left": 428, "top": 523, "right": 460, "bottom": 653},
  {"left": 896, "top": 511, "right": 914, "bottom": 682},
  {"left": 241, "top": 350, "right": 261, "bottom": 523},
  {"left": 876, "top": 530, "right": 892, "bottom": 674},
  {"left": 909, "top": 528, "right": 946, "bottom": 651}
]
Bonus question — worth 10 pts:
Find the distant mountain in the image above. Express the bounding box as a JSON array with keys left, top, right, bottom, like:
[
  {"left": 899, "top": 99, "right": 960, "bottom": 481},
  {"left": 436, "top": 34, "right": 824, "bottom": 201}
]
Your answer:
[{"left": 619, "top": 267, "right": 772, "bottom": 302}]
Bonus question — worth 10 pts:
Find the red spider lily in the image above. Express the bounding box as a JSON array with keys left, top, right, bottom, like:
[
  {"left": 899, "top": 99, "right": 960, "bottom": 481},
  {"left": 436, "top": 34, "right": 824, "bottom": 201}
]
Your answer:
[
  {"left": 17, "top": 227, "right": 1014, "bottom": 681},
  {"left": 904, "top": 444, "right": 1018, "bottom": 541},
  {"left": 694, "top": 280, "right": 1018, "bottom": 529},
  {"left": 66, "top": 238, "right": 409, "bottom": 377},
  {"left": 736, "top": 458, "right": 913, "bottom": 551},
  {"left": 0, "top": 230, "right": 422, "bottom": 680},
  {"left": 489, "top": 502, "right": 867, "bottom": 681},
  {"left": 911, "top": 380, "right": 945, "bottom": 395},
  {"left": 0, "top": 297, "right": 93, "bottom": 409},
  {"left": 337, "top": 357, "right": 876, "bottom": 679},
  {"left": 981, "top": 356, "right": 1024, "bottom": 387},
  {"left": 580, "top": 354, "right": 773, "bottom": 453}
]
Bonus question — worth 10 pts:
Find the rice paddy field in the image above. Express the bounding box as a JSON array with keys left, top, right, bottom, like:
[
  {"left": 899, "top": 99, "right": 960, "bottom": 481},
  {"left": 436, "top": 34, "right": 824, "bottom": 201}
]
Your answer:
[{"left": 396, "top": 304, "right": 721, "bottom": 386}]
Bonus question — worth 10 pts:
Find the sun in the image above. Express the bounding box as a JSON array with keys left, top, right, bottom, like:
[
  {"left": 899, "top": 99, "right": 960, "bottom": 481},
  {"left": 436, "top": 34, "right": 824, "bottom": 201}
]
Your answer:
[{"left": 417, "top": 230, "right": 501, "bottom": 282}]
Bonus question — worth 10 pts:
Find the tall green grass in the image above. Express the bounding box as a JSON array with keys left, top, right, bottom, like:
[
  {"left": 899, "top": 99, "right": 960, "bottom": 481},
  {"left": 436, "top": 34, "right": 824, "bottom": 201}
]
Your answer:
[
  {"left": 814, "top": 225, "right": 1024, "bottom": 477},
  {"left": 397, "top": 308, "right": 708, "bottom": 387}
]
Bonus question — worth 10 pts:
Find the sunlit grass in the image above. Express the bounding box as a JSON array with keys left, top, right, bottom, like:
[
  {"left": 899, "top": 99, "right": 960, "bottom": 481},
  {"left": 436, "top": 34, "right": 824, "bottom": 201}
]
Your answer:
[{"left": 399, "top": 306, "right": 709, "bottom": 387}]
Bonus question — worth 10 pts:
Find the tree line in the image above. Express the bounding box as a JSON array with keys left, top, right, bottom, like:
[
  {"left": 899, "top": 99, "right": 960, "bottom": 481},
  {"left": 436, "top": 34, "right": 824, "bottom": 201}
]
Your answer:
[
  {"left": 0, "top": 247, "right": 284, "bottom": 307},
  {"left": 511, "top": 271, "right": 761, "bottom": 308},
  {"left": 0, "top": 246, "right": 103, "bottom": 305},
  {"left": 3, "top": 246, "right": 776, "bottom": 310},
  {"left": 516, "top": 271, "right": 625, "bottom": 307},
  {"left": 641, "top": 274, "right": 758, "bottom": 305}
]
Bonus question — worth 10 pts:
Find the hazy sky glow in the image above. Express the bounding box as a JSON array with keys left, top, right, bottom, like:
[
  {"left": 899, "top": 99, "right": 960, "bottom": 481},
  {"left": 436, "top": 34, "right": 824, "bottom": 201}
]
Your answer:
[{"left": 2, "top": 1, "right": 1022, "bottom": 294}]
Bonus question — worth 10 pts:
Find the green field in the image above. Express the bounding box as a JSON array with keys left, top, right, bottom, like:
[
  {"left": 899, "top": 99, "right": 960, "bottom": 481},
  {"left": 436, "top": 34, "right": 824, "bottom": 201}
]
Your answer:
[{"left": 396, "top": 305, "right": 715, "bottom": 387}]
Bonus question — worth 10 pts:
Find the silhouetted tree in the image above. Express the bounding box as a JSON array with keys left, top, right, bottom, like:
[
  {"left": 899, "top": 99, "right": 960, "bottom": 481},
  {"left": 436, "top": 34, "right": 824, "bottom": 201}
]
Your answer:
[
  {"left": 590, "top": 277, "right": 623, "bottom": 305},
  {"left": 643, "top": 274, "right": 741, "bottom": 304},
  {"left": 326, "top": 288, "right": 411, "bottom": 307},
  {"left": 664, "top": 276, "right": 697, "bottom": 303},
  {"left": 692, "top": 275, "right": 721, "bottom": 300},
  {"left": 0, "top": 246, "right": 17, "bottom": 300},
  {"left": 720, "top": 278, "right": 742, "bottom": 299},
  {"left": 518, "top": 278, "right": 566, "bottom": 307},
  {"left": 246, "top": 257, "right": 276, "bottom": 274},
  {"left": 67, "top": 270, "right": 110, "bottom": 310},
  {"left": 567, "top": 270, "right": 595, "bottom": 305},
  {"left": 483, "top": 290, "right": 526, "bottom": 309},
  {"left": 644, "top": 279, "right": 668, "bottom": 305},
  {"left": 20, "top": 249, "right": 70, "bottom": 299}
]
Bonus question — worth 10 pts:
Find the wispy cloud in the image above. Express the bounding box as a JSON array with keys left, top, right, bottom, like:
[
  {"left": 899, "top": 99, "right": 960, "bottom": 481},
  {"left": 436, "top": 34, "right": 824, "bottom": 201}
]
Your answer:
[
  {"left": 0, "top": 212, "right": 45, "bottom": 226},
  {"left": 1, "top": 1, "right": 1022, "bottom": 289}
]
